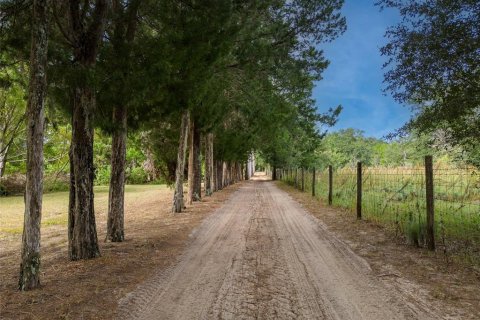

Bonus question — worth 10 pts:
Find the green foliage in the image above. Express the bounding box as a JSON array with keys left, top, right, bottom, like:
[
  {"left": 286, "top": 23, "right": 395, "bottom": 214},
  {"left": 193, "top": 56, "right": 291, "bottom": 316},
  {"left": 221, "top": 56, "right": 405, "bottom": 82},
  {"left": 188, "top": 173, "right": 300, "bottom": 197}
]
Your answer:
[
  {"left": 95, "top": 165, "right": 112, "bottom": 186},
  {"left": 0, "top": 59, "right": 27, "bottom": 176},
  {"left": 127, "top": 166, "right": 149, "bottom": 184},
  {"left": 315, "top": 128, "right": 477, "bottom": 169},
  {"left": 43, "top": 177, "right": 70, "bottom": 193},
  {"left": 406, "top": 216, "right": 427, "bottom": 248},
  {"left": 1, "top": 0, "right": 348, "bottom": 191},
  {"left": 377, "top": 0, "right": 480, "bottom": 160}
]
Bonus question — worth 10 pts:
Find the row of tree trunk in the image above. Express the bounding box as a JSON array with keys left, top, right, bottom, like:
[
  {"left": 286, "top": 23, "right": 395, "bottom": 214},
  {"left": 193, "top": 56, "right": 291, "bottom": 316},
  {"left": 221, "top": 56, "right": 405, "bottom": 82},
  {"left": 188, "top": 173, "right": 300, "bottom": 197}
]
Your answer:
[
  {"left": 18, "top": 0, "right": 252, "bottom": 290},
  {"left": 172, "top": 111, "right": 251, "bottom": 213}
]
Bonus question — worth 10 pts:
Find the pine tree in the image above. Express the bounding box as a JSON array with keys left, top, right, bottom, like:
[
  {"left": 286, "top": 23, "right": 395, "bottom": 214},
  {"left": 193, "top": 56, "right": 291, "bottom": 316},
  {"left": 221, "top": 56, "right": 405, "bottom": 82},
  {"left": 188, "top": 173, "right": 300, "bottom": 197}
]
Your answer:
[{"left": 19, "top": 0, "right": 48, "bottom": 290}]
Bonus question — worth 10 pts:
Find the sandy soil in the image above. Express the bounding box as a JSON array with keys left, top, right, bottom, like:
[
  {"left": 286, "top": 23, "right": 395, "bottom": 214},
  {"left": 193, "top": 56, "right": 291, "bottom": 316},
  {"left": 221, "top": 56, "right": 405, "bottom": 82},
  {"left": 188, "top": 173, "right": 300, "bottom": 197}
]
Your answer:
[{"left": 118, "top": 176, "right": 445, "bottom": 320}]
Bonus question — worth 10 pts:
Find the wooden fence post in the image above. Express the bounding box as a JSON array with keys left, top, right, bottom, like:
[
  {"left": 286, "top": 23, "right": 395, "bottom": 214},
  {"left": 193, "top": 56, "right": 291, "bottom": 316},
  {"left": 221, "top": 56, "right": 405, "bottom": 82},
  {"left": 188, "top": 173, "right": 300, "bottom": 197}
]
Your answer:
[
  {"left": 357, "top": 162, "right": 362, "bottom": 220},
  {"left": 425, "top": 155, "right": 435, "bottom": 251},
  {"left": 328, "top": 165, "right": 333, "bottom": 205},
  {"left": 301, "top": 167, "right": 305, "bottom": 192},
  {"left": 312, "top": 167, "right": 316, "bottom": 197}
]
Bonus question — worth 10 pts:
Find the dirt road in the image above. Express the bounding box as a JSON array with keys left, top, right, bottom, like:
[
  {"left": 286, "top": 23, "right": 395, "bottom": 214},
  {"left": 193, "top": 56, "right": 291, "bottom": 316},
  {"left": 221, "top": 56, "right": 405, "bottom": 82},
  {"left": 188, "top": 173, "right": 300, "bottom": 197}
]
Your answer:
[{"left": 118, "top": 175, "right": 441, "bottom": 320}]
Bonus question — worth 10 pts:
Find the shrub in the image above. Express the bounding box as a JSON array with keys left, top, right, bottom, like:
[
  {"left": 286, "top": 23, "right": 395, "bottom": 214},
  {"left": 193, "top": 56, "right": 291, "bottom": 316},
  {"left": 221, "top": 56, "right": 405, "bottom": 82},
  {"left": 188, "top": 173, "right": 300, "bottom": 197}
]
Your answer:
[
  {"left": 0, "top": 173, "right": 26, "bottom": 196},
  {"left": 406, "top": 217, "right": 427, "bottom": 247},
  {"left": 127, "top": 166, "right": 149, "bottom": 184},
  {"left": 95, "top": 165, "right": 112, "bottom": 185},
  {"left": 44, "top": 174, "right": 70, "bottom": 193}
]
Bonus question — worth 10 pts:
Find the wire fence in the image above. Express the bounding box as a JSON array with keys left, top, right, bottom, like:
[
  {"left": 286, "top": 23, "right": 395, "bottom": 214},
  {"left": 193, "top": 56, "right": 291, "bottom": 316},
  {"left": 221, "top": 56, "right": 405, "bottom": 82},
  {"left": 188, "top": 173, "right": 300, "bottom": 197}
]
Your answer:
[{"left": 278, "top": 162, "right": 480, "bottom": 264}]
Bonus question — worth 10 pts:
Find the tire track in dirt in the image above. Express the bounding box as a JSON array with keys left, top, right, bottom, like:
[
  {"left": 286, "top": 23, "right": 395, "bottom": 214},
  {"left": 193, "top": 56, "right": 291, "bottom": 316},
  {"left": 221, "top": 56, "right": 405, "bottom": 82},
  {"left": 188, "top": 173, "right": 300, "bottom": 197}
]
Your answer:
[{"left": 118, "top": 176, "right": 443, "bottom": 320}]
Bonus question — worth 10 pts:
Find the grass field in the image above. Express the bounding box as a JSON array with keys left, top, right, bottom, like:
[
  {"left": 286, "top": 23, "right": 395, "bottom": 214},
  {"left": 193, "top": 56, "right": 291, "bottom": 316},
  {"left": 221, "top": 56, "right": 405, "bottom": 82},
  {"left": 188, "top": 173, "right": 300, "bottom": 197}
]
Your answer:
[
  {"left": 0, "top": 185, "right": 166, "bottom": 239},
  {"left": 282, "top": 166, "right": 480, "bottom": 263}
]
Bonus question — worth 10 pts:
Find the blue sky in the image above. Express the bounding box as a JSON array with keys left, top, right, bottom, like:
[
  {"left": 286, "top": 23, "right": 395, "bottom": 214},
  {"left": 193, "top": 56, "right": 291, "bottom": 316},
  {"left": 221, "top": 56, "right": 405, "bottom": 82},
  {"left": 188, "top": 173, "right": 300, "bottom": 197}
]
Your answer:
[{"left": 313, "top": 0, "right": 411, "bottom": 139}]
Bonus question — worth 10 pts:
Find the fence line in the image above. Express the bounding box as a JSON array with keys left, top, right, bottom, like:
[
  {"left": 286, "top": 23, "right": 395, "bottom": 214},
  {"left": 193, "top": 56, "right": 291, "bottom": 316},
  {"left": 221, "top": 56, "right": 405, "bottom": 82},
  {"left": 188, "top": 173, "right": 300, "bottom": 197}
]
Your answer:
[{"left": 277, "top": 157, "right": 480, "bottom": 264}]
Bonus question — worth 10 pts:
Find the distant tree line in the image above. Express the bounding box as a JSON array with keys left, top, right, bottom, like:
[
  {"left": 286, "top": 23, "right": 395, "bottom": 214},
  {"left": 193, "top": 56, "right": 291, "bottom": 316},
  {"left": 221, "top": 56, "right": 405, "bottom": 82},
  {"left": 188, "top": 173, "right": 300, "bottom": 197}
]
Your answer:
[{"left": 315, "top": 128, "right": 480, "bottom": 169}]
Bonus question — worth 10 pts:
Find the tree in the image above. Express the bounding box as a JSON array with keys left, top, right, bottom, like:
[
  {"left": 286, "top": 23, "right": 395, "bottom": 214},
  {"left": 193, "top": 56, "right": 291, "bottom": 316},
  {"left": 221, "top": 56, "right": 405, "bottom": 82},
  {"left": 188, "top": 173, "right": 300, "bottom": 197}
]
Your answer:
[
  {"left": 377, "top": 0, "right": 480, "bottom": 157},
  {"left": 50, "top": 0, "right": 110, "bottom": 260},
  {"left": 18, "top": 0, "right": 48, "bottom": 290},
  {"left": 187, "top": 118, "right": 201, "bottom": 204},
  {"left": 319, "top": 129, "right": 376, "bottom": 168},
  {"left": 172, "top": 110, "right": 190, "bottom": 213},
  {"left": 103, "top": 0, "right": 143, "bottom": 242}
]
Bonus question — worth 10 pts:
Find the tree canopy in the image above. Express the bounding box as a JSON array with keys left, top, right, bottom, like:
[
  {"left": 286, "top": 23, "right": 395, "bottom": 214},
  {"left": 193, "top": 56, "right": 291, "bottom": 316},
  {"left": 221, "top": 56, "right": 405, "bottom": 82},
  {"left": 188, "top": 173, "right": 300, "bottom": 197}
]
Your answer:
[
  {"left": 0, "top": 0, "right": 348, "bottom": 289},
  {"left": 377, "top": 0, "right": 480, "bottom": 155}
]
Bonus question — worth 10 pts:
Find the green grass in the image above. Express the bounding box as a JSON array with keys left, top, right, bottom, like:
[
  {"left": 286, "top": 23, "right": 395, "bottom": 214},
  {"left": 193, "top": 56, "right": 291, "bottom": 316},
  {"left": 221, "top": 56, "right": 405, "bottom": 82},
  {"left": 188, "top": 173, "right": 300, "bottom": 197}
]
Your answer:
[
  {"left": 0, "top": 184, "right": 167, "bottom": 235},
  {"left": 281, "top": 166, "right": 480, "bottom": 263}
]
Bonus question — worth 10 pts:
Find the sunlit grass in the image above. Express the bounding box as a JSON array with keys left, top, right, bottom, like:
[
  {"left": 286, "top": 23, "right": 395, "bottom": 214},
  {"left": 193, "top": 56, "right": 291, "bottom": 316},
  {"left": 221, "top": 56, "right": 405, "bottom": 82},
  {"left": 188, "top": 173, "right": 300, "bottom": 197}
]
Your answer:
[{"left": 0, "top": 185, "right": 167, "bottom": 235}]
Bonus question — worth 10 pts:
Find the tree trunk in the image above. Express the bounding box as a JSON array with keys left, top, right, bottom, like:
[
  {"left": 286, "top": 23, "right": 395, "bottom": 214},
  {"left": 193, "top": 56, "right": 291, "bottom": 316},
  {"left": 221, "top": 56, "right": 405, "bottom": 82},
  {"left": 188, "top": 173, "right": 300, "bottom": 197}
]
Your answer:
[
  {"left": 19, "top": 0, "right": 48, "bottom": 291},
  {"left": 211, "top": 139, "right": 217, "bottom": 192},
  {"left": 187, "top": 119, "right": 195, "bottom": 205},
  {"left": 66, "top": 0, "right": 108, "bottom": 260},
  {"left": 244, "top": 161, "right": 249, "bottom": 180},
  {"left": 205, "top": 133, "right": 212, "bottom": 196},
  {"left": 0, "top": 144, "right": 8, "bottom": 178},
  {"left": 106, "top": 0, "right": 141, "bottom": 242},
  {"left": 68, "top": 146, "right": 75, "bottom": 254},
  {"left": 232, "top": 162, "right": 236, "bottom": 183},
  {"left": 68, "top": 87, "right": 100, "bottom": 260},
  {"left": 172, "top": 110, "right": 190, "bottom": 213},
  {"left": 107, "top": 106, "right": 127, "bottom": 242},
  {"left": 193, "top": 125, "right": 201, "bottom": 200},
  {"left": 272, "top": 165, "right": 277, "bottom": 180},
  {"left": 223, "top": 162, "right": 228, "bottom": 187},
  {"left": 216, "top": 160, "right": 223, "bottom": 190}
]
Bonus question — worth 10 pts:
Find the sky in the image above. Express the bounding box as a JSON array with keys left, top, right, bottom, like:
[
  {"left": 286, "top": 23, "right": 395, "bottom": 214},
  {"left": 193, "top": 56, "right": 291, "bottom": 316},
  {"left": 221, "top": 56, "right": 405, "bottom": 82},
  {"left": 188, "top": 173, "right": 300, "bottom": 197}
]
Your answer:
[{"left": 313, "top": 0, "right": 411, "bottom": 139}]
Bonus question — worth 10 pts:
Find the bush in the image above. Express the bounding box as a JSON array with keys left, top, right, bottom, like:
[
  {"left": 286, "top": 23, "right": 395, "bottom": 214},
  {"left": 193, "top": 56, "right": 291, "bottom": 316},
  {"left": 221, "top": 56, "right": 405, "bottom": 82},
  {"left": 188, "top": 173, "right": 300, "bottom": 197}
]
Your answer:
[
  {"left": 95, "top": 165, "right": 111, "bottom": 185},
  {"left": 127, "top": 166, "right": 149, "bottom": 184},
  {"left": 44, "top": 173, "right": 70, "bottom": 193},
  {"left": 406, "top": 217, "right": 427, "bottom": 247},
  {"left": 0, "top": 173, "right": 26, "bottom": 196}
]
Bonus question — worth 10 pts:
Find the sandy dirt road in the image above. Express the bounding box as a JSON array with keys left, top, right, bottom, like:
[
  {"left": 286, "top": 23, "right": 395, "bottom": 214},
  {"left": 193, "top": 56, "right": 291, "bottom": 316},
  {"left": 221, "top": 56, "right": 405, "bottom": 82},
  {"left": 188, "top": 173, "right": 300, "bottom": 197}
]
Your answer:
[{"left": 118, "top": 175, "right": 442, "bottom": 320}]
